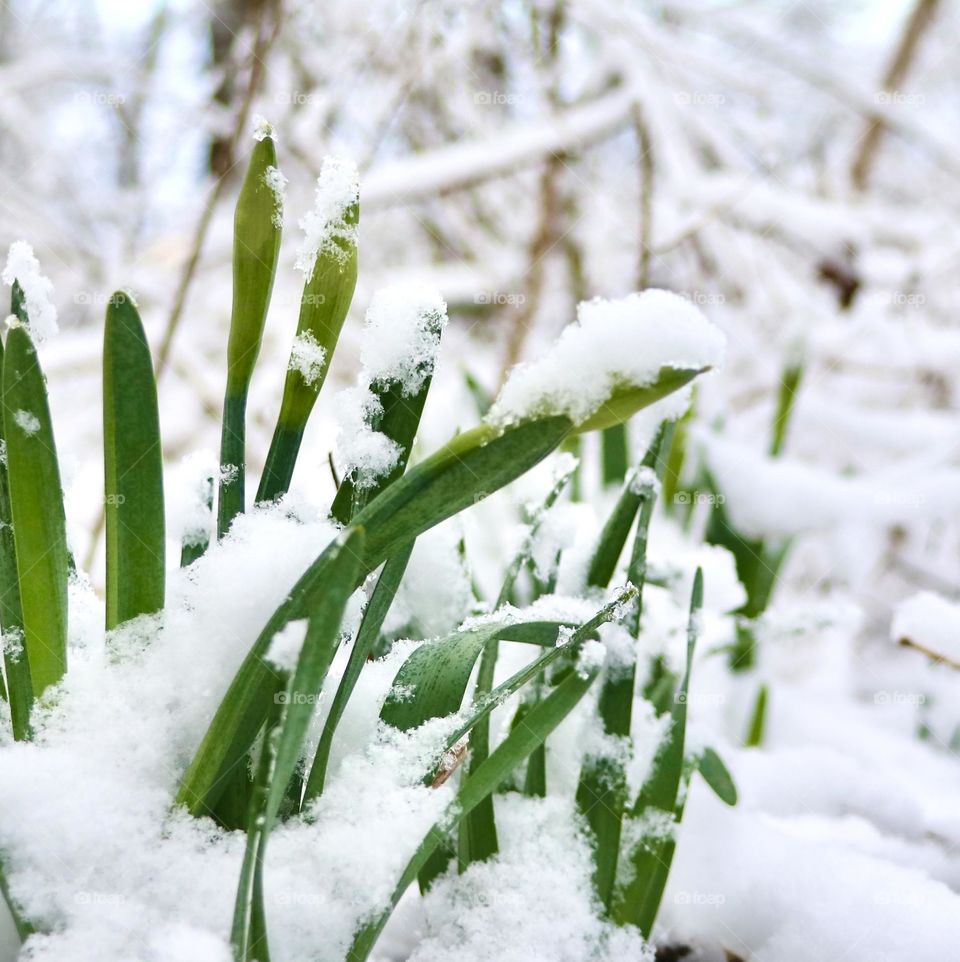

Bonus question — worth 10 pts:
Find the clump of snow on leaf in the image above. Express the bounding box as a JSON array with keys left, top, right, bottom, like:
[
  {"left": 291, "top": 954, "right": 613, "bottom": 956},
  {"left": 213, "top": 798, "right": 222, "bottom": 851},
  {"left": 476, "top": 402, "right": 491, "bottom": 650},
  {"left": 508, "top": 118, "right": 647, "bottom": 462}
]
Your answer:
[
  {"left": 288, "top": 330, "right": 327, "bottom": 386},
  {"left": 489, "top": 290, "right": 724, "bottom": 427},
  {"left": 13, "top": 409, "right": 40, "bottom": 435},
  {"left": 266, "top": 619, "right": 308, "bottom": 672},
  {"left": 360, "top": 283, "right": 448, "bottom": 395},
  {"left": 335, "top": 284, "right": 448, "bottom": 490},
  {"left": 295, "top": 156, "right": 358, "bottom": 280},
  {"left": 252, "top": 114, "right": 274, "bottom": 142},
  {"left": 2, "top": 241, "right": 58, "bottom": 341},
  {"left": 333, "top": 386, "right": 401, "bottom": 489},
  {"left": 263, "top": 166, "right": 287, "bottom": 229}
]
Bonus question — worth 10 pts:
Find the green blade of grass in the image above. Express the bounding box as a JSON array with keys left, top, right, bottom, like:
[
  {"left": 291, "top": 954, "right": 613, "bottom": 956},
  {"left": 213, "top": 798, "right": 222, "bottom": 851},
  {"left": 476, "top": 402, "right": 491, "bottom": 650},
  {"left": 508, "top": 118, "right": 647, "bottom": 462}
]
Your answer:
[
  {"left": 256, "top": 203, "right": 358, "bottom": 505},
  {"left": 351, "top": 416, "right": 573, "bottom": 574},
  {"left": 302, "top": 540, "right": 414, "bottom": 803},
  {"left": 615, "top": 568, "right": 703, "bottom": 936},
  {"left": 330, "top": 371, "right": 434, "bottom": 525},
  {"left": 3, "top": 323, "right": 68, "bottom": 695},
  {"left": 180, "top": 473, "right": 213, "bottom": 568},
  {"left": 586, "top": 424, "right": 669, "bottom": 589},
  {"left": 697, "top": 746, "right": 738, "bottom": 805},
  {"left": 744, "top": 682, "right": 768, "bottom": 748},
  {"left": 348, "top": 660, "right": 602, "bottom": 962},
  {"left": 231, "top": 528, "right": 362, "bottom": 962},
  {"left": 103, "top": 292, "right": 165, "bottom": 630},
  {"left": 218, "top": 134, "right": 282, "bottom": 537},
  {"left": 576, "top": 429, "right": 665, "bottom": 912},
  {"left": 176, "top": 529, "right": 363, "bottom": 817},
  {"left": 573, "top": 367, "right": 703, "bottom": 434},
  {"left": 0, "top": 285, "right": 31, "bottom": 739}
]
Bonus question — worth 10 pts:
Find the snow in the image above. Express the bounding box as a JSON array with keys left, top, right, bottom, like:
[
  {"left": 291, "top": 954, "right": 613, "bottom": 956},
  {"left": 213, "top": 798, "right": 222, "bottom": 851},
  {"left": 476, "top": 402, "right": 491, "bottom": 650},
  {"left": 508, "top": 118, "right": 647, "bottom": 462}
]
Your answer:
[
  {"left": 891, "top": 592, "right": 960, "bottom": 664},
  {"left": 294, "top": 156, "right": 359, "bottom": 280},
  {"left": 265, "top": 619, "right": 308, "bottom": 672},
  {"left": 1, "top": 242, "right": 57, "bottom": 342},
  {"left": 333, "top": 385, "right": 401, "bottom": 489},
  {"left": 334, "top": 284, "right": 449, "bottom": 489},
  {"left": 488, "top": 290, "right": 725, "bottom": 428},
  {"left": 12, "top": 410, "right": 40, "bottom": 436},
  {"left": 359, "top": 283, "right": 448, "bottom": 396},
  {"left": 287, "top": 330, "right": 327, "bottom": 386},
  {"left": 252, "top": 114, "right": 274, "bottom": 142},
  {"left": 263, "top": 165, "right": 287, "bottom": 229}
]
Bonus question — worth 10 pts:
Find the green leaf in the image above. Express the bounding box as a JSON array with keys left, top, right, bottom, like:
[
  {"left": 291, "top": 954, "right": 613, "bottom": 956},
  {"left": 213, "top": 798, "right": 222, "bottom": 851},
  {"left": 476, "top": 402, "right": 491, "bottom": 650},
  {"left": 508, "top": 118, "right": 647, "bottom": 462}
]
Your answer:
[
  {"left": 3, "top": 324, "right": 68, "bottom": 695},
  {"left": 302, "top": 541, "right": 414, "bottom": 803},
  {"left": 697, "top": 746, "right": 738, "bottom": 806},
  {"left": 257, "top": 203, "right": 359, "bottom": 505},
  {"left": 331, "top": 372, "right": 434, "bottom": 526},
  {"left": 219, "top": 134, "right": 283, "bottom": 536},
  {"left": 182, "top": 416, "right": 574, "bottom": 814},
  {"left": 231, "top": 528, "right": 362, "bottom": 962},
  {"left": 348, "top": 661, "right": 601, "bottom": 962},
  {"left": 0, "top": 286, "right": 31, "bottom": 740},
  {"left": 574, "top": 366, "right": 704, "bottom": 433},
  {"left": 744, "top": 682, "right": 768, "bottom": 748},
  {"left": 176, "top": 529, "right": 364, "bottom": 818},
  {"left": 103, "top": 292, "right": 165, "bottom": 629},
  {"left": 615, "top": 568, "right": 703, "bottom": 936},
  {"left": 577, "top": 429, "right": 664, "bottom": 912},
  {"left": 352, "top": 416, "right": 573, "bottom": 573},
  {"left": 586, "top": 424, "right": 668, "bottom": 589}
]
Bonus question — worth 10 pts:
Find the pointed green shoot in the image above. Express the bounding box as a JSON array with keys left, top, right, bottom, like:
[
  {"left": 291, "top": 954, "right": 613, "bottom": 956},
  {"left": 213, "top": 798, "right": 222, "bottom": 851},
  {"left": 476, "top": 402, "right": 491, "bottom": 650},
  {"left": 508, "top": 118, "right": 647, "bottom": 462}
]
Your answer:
[
  {"left": 103, "top": 292, "right": 165, "bottom": 629},
  {"left": 219, "top": 133, "right": 283, "bottom": 536},
  {"left": 3, "top": 323, "right": 68, "bottom": 695}
]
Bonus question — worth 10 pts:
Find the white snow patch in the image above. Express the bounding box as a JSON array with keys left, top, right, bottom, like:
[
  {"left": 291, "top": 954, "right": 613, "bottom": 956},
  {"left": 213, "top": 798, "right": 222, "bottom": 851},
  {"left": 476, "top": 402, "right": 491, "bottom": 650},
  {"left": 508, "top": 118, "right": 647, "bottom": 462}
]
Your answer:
[
  {"left": 2, "top": 242, "right": 58, "bottom": 341},
  {"left": 265, "top": 619, "right": 308, "bottom": 672},
  {"left": 295, "top": 156, "right": 359, "bottom": 280},
  {"left": 333, "top": 385, "right": 401, "bottom": 490},
  {"left": 489, "top": 290, "right": 723, "bottom": 427},
  {"left": 359, "top": 283, "right": 448, "bottom": 396},
  {"left": 13, "top": 409, "right": 40, "bottom": 436},
  {"left": 892, "top": 591, "right": 960, "bottom": 664},
  {"left": 263, "top": 165, "right": 287, "bottom": 229},
  {"left": 288, "top": 330, "right": 327, "bottom": 387}
]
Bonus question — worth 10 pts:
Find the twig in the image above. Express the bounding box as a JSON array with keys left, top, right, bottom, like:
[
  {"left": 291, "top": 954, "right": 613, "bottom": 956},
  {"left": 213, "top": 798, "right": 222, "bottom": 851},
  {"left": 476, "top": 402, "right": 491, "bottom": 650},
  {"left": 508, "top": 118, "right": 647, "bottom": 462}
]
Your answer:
[{"left": 851, "top": 0, "right": 940, "bottom": 191}]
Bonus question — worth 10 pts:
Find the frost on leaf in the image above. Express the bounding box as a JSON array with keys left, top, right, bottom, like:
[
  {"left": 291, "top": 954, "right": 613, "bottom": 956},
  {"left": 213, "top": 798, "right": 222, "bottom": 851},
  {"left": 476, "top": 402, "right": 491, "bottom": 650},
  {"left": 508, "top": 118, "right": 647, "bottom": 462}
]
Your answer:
[
  {"left": 252, "top": 114, "right": 274, "bottom": 142},
  {"left": 288, "top": 331, "right": 327, "bottom": 387},
  {"left": 2, "top": 241, "right": 58, "bottom": 341},
  {"left": 294, "top": 156, "right": 359, "bottom": 280},
  {"left": 13, "top": 409, "right": 40, "bottom": 436},
  {"left": 263, "top": 165, "right": 287, "bottom": 229}
]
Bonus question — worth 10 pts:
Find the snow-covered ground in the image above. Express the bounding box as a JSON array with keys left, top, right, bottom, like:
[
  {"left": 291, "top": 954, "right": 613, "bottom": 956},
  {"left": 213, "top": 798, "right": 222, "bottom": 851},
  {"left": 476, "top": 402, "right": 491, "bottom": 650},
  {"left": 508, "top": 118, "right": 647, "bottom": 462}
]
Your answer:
[{"left": 3, "top": 1, "right": 960, "bottom": 960}]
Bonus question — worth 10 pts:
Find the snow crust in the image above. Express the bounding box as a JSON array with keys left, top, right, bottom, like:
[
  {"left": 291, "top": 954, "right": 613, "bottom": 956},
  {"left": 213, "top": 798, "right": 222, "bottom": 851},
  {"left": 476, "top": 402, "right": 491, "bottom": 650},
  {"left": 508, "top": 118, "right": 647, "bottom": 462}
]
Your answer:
[
  {"left": 294, "top": 157, "right": 359, "bottom": 280},
  {"left": 1, "top": 242, "right": 58, "bottom": 341},
  {"left": 488, "top": 290, "right": 724, "bottom": 427}
]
